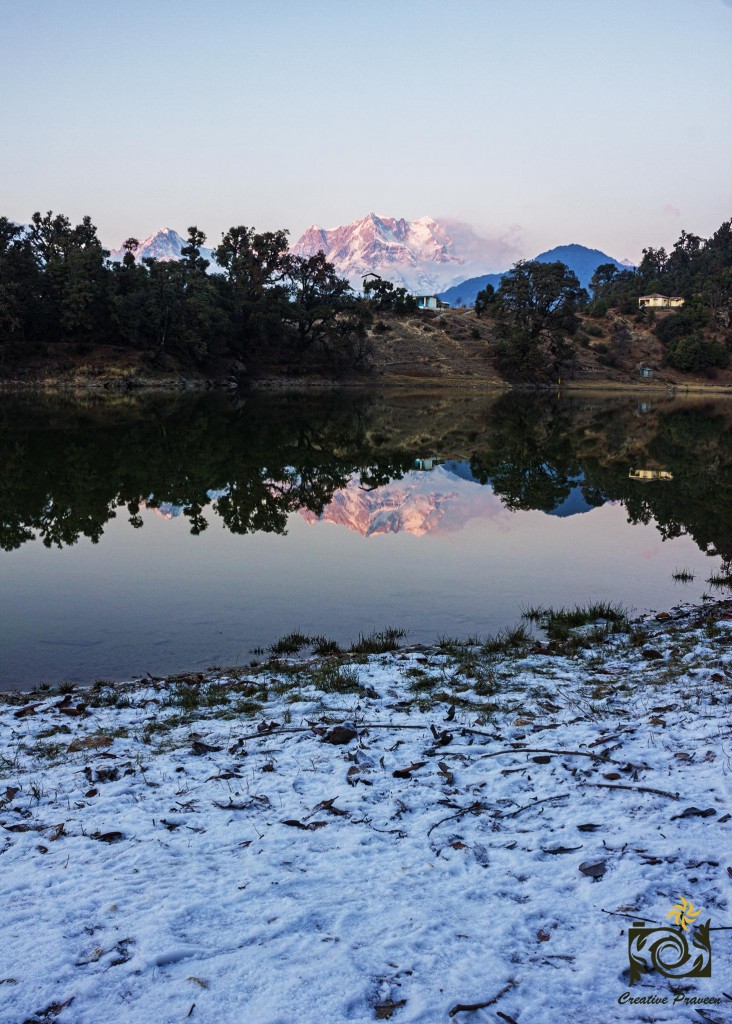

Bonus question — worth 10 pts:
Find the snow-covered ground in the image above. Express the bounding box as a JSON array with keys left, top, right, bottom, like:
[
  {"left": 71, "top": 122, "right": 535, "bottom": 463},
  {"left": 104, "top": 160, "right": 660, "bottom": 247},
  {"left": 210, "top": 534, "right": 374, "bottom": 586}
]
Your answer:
[{"left": 1, "top": 604, "right": 731, "bottom": 1024}]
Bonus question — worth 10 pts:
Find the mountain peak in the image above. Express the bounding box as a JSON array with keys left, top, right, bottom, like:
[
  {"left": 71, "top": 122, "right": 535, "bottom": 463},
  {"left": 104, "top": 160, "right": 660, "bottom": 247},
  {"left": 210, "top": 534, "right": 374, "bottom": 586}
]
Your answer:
[
  {"left": 291, "top": 213, "right": 473, "bottom": 292},
  {"left": 108, "top": 227, "right": 213, "bottom": 266}
]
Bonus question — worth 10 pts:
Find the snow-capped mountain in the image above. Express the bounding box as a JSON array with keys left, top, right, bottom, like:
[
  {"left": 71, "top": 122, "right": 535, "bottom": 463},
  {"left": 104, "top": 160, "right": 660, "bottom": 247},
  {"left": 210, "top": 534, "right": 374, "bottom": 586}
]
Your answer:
[
  {"left": 292, "top": 213, "right": 505, "bottom": 294},
  {"left": 108, "top": 228, "right": 214, "bottom": 266}
]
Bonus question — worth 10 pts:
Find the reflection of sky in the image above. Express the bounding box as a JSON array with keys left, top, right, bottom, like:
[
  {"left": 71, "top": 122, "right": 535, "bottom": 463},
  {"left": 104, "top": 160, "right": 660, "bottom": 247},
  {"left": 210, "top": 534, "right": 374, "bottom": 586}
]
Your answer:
[{"left": 0, "top": 472, "right": 722, "bottom": 690}]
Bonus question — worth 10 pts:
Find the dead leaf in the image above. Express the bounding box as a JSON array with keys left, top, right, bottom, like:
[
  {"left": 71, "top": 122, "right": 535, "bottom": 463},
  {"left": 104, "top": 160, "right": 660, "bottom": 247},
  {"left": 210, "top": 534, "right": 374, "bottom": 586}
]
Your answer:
[
  {"left": 5, "top": 787, "right": 20, "bottom": 802},
  {"left": 375, "top": 999, "right": 406, "bottom": 1020},
  {"left": 48, "top": 823, "right": 65, "bottom": 841},
  {"left": 603, "top": 772, "right": 622, "bottom": 780},
  {"left": 75, "top": 946, "right": 105, "bottom": 966},
  {"left": 430, "top": 725, "right": 453, "bottom": 747},
  {"left": 542, "top": 845, "right": 583, "bottom": 855},
  {"left": 90, "top": 831, "right": 125, "bottom": 843},
  {"left": 393, "top": 762, "right": 427, "bottom": 780},
  {"left": 281, "top": 819, "right": 327, "bottom": 831},
  {"left": 191, "top": 740, "right": 222, "bottom": 755},
  {"left": 323, "top": 725, "right": 357, "bottom": 745},
  {"left": 576, "top": 823, "right": 602, "bottom": 832},
  {"left": 672, "top": 807, "right": 716, "bottom": 820},
  {"left": 187, "top": 977, "right": 209, "bottom": 989},
  {"left": 13, "top": 703, "right": 41, "bottom": 718},
  {"left": 438, "top": 761, "right": 454, "bottom": 785},
  {"left": 68, "top": 735, "right": 113, "bottom": 752},
  {"left": 537, "top": 929, "right": 551, "bottom": 942},
  {"left": 579, "top": 859, "right": 606, "bottom": 879},
  {"left": 57, "top": 703, "right": 88, "bottom": 717},
  {"left": 311, "top": 798, "right": 348, "bottom": 817}
]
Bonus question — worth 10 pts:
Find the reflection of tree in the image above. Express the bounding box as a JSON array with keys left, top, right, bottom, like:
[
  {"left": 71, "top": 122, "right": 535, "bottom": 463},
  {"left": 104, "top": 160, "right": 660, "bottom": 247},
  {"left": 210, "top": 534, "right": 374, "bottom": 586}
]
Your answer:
[
  {"left": 0, "top": 394, "right": 413, "bottom": 550},
  {"left": 469, "top": 394, "right": 732, "bottom": 562},
  {"left": 469, "top": 396, "right": 598, "bottom": 513},
  {"left": 1, "top": 393, "right": 730, "bottom": 564}
]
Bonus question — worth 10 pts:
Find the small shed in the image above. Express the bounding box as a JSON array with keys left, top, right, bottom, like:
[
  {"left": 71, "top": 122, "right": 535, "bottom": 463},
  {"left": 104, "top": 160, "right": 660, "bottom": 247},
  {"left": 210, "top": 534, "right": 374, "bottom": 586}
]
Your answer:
[
  {"left": 416, "top": 295, "right": 439, "bottom": 310},
  {"left": 639, "top": 366, "right": 653, "bottom": 379},
  {"left": 638, "top": 294, "right": 685, "bottom": 309}
]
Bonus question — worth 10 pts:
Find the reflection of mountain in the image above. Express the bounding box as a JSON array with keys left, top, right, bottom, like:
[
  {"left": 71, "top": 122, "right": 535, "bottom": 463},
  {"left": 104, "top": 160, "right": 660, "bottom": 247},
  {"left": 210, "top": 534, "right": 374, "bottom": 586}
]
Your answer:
[
  {"left": 143, "top": 464, "right": 603, "bottom": 536},
  {"left": 142, "top": 489, "right": 227, "bottom": 519},
  {"left": 300, "top": 465, "right": 510, "bottom": 537},
  {"left": 545, "top": 485, "right": 595, "bottom": 518}
]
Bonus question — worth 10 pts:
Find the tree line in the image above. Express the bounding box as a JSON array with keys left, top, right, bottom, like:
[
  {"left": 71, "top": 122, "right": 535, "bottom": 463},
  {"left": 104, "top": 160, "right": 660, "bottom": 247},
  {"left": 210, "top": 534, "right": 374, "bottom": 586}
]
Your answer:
[{"left": 0, "top": 213, "right": 375, "bottom": 374}]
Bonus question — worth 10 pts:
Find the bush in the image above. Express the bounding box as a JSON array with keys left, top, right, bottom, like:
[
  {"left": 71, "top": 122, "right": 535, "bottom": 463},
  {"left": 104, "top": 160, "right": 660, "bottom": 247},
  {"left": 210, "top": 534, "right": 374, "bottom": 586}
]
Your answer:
[
  {"left": 598, "top": 350, "right": 620, "bottom": 368},
  {"left": 584, "top": 322, "right": 603, "bottom": 337},
  {"left": 655, "top": 307, "right": 710, "bottom": 344},
  {"left": 664, "top": 334, "right": 729, "bottom": 373}
]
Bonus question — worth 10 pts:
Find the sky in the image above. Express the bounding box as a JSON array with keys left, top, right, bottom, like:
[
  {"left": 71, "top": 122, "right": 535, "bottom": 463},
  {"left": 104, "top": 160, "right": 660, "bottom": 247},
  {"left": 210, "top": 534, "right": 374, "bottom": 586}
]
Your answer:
[{"left": 1, "top": 0, "right": 731, "bottom": 266}]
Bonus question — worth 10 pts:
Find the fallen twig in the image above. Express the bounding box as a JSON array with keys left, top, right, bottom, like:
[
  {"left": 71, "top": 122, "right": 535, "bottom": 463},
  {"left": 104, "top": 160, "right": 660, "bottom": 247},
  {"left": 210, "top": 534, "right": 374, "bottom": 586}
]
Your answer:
[
  {"left": 499, "top": 793, "right": 571, "bottom": 819},
  {"left": 585, "top": 782, "right": 679, "bottom": 800},
  {"left": 448, "top": 979, "right": 516, "bottom": 1017},
  {"left": 428, "top": 800, "right": 486, "bottom": 837},
  {"left": 470, "top": 741, "right": 633, "bottom": 768}
]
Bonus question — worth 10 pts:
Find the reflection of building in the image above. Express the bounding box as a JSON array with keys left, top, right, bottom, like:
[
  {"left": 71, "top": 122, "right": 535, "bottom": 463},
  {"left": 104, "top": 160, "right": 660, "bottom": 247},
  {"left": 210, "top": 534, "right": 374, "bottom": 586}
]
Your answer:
[
  {"left": 628, "top": 468, "right": 673, "bottom": 482},
  {"left": 414, "top": 457, "right": 444, "bottom": 471},
  {"left": 638, "top": 294, "right": 685, "bottom": 309}
]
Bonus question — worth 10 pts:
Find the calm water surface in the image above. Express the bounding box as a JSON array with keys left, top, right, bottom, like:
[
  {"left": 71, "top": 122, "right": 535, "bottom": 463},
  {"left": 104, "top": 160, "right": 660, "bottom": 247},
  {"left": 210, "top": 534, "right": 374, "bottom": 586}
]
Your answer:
[{"left": 1, "top": 390, "right": 730, "bottom": 690}]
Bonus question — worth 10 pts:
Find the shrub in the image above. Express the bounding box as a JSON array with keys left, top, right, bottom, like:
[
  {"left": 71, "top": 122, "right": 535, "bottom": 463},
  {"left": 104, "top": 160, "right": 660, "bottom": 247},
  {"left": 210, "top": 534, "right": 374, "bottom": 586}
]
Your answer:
[
  {"left": 584, "top": 322, "right": 603, "bottom": 337},
  {"left": 664, "top": 335, "right": 729, "bottom": 373}
]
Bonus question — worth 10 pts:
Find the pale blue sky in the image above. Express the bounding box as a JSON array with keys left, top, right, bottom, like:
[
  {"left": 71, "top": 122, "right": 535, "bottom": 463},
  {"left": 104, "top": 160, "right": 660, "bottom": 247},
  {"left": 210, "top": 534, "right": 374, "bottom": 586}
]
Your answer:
[{"left": 1, "top": 0, "right": 730, "bottom": 264}]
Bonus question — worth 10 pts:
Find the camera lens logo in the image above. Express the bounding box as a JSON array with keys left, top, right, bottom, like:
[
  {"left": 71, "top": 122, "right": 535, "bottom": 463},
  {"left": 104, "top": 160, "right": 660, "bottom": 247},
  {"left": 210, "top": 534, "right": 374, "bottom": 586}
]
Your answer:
[{"left": 628, "top": 899, "right": 712, "bottom": 985}]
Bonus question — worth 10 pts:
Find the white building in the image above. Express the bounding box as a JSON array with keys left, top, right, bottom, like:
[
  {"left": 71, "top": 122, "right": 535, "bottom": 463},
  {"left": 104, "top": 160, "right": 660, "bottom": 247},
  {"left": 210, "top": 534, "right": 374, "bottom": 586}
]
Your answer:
[{"left": 638, "top": 294, "right": 685, "bottom": 309}]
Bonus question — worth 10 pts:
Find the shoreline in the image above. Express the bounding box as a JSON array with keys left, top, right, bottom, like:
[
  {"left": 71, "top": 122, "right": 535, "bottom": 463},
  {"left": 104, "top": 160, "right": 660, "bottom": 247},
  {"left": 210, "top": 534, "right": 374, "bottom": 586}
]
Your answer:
[
  {"left": 2, "top": 598, "right": 731, "bottom": 1022},
  {"left": 2, "top": 376, "right": 732, "bottom": 395}
]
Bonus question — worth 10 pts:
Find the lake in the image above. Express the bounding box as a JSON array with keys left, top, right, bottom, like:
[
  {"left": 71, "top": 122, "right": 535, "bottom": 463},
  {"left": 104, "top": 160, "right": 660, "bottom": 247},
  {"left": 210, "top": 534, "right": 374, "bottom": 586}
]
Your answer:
[{"left": 1, "top": 388, "right": 730, "bottom": 691}]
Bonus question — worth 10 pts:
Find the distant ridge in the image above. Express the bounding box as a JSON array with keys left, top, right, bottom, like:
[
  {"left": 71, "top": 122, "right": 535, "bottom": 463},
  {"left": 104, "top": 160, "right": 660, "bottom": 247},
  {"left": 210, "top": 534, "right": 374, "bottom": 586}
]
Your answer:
[{"left": 438, "top": 244, "right": 631, "bottom": 306}]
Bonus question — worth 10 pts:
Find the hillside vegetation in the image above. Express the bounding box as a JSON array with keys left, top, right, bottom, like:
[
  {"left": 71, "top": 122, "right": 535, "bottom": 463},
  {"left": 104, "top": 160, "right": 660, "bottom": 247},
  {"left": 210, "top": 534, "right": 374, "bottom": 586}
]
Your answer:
[{"left": 1, "top": 214, "right": 730, "bottom": 389}]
